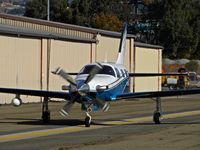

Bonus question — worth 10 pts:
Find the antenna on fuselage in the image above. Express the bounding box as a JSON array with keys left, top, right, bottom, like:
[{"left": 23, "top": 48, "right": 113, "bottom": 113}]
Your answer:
[{"left": 116, "top": 22, "right": 127, "bottom": 65}]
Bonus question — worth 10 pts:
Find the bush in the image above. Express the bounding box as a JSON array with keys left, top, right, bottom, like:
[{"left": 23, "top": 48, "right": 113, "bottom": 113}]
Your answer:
[{"left": 185, "top": 61, "right": 199, "bottom": 72}]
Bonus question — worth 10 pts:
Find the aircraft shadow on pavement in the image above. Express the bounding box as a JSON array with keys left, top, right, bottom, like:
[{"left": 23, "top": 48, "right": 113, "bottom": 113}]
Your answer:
[
  {"left": 0, "top": 118, "right": 200, "bottom": 126},
  {"left": 0, "top": 118, "right": 107, "bottom": 126}
]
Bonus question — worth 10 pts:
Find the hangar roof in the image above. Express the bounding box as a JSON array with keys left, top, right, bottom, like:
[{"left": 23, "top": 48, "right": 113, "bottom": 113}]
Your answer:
[
  {"left": 134, "top": 42, "right": 163, "bottom": 50},
  {"left": 0, "top": 13, "right": 163, "bottom": 49},
  {"left": 0, "top": 13, "right": 135, "bottom": 42}
]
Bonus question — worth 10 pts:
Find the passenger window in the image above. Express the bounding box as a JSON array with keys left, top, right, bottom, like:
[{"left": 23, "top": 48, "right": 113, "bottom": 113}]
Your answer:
[{"left": 124, "top": 70, "right": 128, "bottom": 77}]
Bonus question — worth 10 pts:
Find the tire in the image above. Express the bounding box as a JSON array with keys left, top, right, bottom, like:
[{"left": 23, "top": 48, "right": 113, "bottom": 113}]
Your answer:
[
  {"left": 153, "top": 112, "right": 161, "bottom": 124},
  {"left": 85, "top": 116, "right": 91, "bottom": 127}
]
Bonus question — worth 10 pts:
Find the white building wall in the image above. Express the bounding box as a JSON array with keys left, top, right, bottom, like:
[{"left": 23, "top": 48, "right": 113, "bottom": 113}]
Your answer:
[
  {"left": 0, "top": 35, "right": 41, "bottom": 103},
  {"left": 134, "top": 47, "right": 162, "bottom": 92}
]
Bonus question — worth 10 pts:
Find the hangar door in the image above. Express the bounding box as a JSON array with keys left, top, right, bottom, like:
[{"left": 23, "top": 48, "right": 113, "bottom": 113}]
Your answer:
[
  {"left": 0, "top": 35, "right": 41, "bottom": 104},
  {"left": 96, "top": 35, "right": 132, "bottom": 71},
  {"left": 49, "top": 40, "right": 92, "bottom": 91},
  {"left": 134, "top": 47, "right": 162, "bottom": 92}
]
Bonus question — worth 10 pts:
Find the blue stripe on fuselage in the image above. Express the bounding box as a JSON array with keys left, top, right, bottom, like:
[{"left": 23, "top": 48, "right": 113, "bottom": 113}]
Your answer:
[{"left": 95, "top": 77, "right": 129, "bottom": 101}]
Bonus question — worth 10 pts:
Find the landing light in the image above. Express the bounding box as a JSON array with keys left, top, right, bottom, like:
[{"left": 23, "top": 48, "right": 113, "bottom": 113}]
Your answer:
[{"left": 12, "top": 97, "right": 22, "bottom": 107}]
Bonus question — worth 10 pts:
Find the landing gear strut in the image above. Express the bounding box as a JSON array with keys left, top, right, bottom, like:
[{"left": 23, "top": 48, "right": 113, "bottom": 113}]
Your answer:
[
  {"left": 85, "top": 107, "right": 92, "bottom": 127},
  {"left": 42, "top": 97, "right": 50, "bottom": 123},
  {"left": 153, "top": 97, "right": 162, "bottom": 124}
]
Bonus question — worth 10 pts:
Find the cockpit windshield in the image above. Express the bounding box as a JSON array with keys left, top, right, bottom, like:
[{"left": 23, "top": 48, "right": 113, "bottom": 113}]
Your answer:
[{"left": 79, "top": 65, "right": 115, "bottom": 77}]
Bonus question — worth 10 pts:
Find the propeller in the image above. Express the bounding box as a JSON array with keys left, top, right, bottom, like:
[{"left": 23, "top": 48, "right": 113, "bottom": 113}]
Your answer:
[
  {"left": 94, "top": 98, "right": 110, "bottom": 112},
  {"left": 52, "top": 63, "right": 105, "bottom": 116},
  {"left": 52, "top": 67, "right": 77, "bottom": 86},
  {"left": 59, "top": 101, "right": 73, "bottom": 116},
  {"left": 59, "top": 93, "right": 80, "bottom": 117},
  {"left": 84, "top": 62, "right": 103, "bottom": 84}
]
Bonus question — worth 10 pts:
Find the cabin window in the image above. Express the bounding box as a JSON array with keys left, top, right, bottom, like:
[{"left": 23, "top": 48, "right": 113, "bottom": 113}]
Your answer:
[
  {"left": 124, "top": 69, "right": 129, "bottom": 77},
  {"left": 79, "top": 65, "right": 115, "bottom": 77},
  {"left": 100, "top": 65, "right": 115, "bottom": 76},
  {"left": 115, "top": 68, "right": 120, "bottom": 78},
  {"left": 120, "top": 69, "right": 125, "bottom": 77},
  {"left": 79, "top": 65, "right": 95, "bottom": 74}
]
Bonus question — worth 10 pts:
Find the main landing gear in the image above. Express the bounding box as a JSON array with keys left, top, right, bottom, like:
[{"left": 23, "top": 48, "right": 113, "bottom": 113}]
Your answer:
[
  {"left": 153, "top": 97, "right": 162, "bottom": 124},
  {"left": 42, "top": 97, "right": 50, "bottom": 123}
]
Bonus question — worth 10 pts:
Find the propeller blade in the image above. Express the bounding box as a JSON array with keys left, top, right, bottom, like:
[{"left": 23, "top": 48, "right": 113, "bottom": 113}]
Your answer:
[
  {"left": 59, "top": 93, "right": 80, "bottom": 117},
  {"left": 59, "top": 101, "right": 74, "bottom": 117},
  {"left": 52, "top": 67, "right": 77, "bottom": 86},
  {"left": 85, "top": 63, "right": 103, "bottom": 84},
  {"left": 95, "top": 98, "right": 110, "bottom": 112},
  {"left": 78, "top": 84, "right": 90, "bottom": 96}
]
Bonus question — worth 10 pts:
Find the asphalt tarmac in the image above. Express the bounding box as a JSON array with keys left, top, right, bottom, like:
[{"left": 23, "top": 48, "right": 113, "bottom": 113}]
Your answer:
[{"left": 0, "top": 95, "right": 200, "bottom": 150}]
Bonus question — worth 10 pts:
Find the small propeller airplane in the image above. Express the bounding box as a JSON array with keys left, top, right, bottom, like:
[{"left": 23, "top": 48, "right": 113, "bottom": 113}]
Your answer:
[{"left": 0, "top": 23, "right": 200, "bottom": 127}]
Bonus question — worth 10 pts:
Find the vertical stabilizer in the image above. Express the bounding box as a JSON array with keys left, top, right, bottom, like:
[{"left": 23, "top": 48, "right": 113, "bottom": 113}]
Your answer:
[{"left": 116, "top": 22, "right": 127, "bottom": 65}]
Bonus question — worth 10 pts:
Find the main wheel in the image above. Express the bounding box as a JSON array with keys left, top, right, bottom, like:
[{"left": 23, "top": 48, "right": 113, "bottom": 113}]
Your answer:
[
  {"left": 85, "top": 116, "right": 91, "bottom": 127},
  {"left": 153, "top": 112, "right": 161, "bottom": 124},
  {"left": 42, "top": 111, "right": 50, "bottom": 123}
]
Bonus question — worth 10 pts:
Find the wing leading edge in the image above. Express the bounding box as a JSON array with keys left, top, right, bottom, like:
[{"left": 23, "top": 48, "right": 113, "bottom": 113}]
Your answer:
[
  {"left": 129, "top": 73, "right": 188, "bottom": 77},
  {"left": 115, "top": 89, "right": 200, "bottom": 100},
  {"left": 0, "top": 87, "right": 71, "bottom": 99}
]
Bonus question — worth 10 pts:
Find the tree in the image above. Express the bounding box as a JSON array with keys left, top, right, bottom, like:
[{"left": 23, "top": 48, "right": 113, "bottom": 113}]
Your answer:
[
  {"left": 146, "top": 0, "right": 200, "bottom": 59},
  {"left": 92, "top": 13, "right": 122, "bottom": 31},
  {"left": 90, "top": 0, "right": 124, "bottom": 31},
  {"left": 70, "top": 0, "right": 91, "bottom": 26},
  {"left": 24, "top": 0, "right": 128, "bottom": 31},
  {"left": 50, "top": 0, "right": 71, "bottom": 23},
  {"left": 185, "top": 61, "right": 199, "bottom": 72},
  {"left": 25, "top": 0, "right": 72, "bottom": 23},
  {"left": 25, "top": 0, "right": 47, "bottom": 20}
]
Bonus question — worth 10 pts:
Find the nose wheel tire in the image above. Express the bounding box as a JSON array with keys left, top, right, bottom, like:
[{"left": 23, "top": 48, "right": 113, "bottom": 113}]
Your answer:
[
  {"left": 153, "top": 112, "right": 161, "bottom": 124},
  {"left": 85, "top": 116, "right": 91, "bottom": 127}
]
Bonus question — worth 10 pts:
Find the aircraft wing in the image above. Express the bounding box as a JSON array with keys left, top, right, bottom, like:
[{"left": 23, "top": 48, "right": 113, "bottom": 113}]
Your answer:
[
  {"left": 129, "top": 73, "right": 187, "bottom": 77},
  {"left": 0, "top": 87, "right": 71, "bottom": 99},
  {"left": 115, "top": 89, "right": 200, "bottom": 100}
]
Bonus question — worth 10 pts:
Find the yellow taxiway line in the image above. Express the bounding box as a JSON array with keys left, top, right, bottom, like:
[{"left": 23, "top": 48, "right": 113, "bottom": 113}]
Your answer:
[{"left": 0, "top": 110, "right": 200, "bottom": 143}]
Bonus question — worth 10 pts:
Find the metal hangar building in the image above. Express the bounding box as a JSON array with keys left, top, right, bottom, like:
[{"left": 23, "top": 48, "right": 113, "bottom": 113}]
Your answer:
[{"left": 0, "top": 13, "right": 163, "bottom": 104}]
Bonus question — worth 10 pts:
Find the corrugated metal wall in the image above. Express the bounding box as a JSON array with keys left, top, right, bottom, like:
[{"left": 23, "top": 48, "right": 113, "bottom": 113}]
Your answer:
[
  {"left": 0, "top": 36, "right": 93, "bottom": 104},
  {"left": 49, "top": 40, "right": 92, "bottom": 91},
  {"left": 0, "top": 14, "right": 95, "bottom": 41},
  {"left": 134, "top": 47, "right": 162, "bottom": 92},
  {"left": 0, "top": 35, "right": 41, "bottom": 103}
]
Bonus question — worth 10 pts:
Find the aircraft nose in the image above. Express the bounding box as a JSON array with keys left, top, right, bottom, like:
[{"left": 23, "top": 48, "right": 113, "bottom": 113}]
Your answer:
[{"left": 78, "top": 84, "right": 90, "bottom": 94}]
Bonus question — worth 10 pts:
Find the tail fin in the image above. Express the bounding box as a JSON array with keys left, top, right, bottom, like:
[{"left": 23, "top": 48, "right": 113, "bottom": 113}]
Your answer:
[{"left": 116, "top": 22, "right": 128, "bottom": 65}]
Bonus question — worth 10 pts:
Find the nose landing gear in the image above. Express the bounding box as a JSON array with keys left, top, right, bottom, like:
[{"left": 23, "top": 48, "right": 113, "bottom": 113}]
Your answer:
[{"left": 85, "top": 107, "right": 92, "bottom": 127}]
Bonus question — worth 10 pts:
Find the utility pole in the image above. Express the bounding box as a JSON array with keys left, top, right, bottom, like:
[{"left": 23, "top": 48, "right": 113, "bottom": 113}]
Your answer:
[{"left": 47, "top": 0, "right": 50, "bottom": 21}]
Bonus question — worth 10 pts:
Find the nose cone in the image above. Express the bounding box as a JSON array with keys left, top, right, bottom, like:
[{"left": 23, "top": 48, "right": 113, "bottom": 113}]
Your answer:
[
  {"left": 78, "top": 84, "right": 90, "bottom": 94},
  {"left": 76, "top": 79, "right": 86, "bottom": 89}
]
